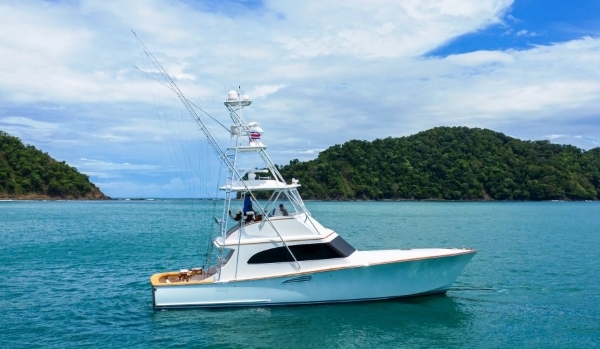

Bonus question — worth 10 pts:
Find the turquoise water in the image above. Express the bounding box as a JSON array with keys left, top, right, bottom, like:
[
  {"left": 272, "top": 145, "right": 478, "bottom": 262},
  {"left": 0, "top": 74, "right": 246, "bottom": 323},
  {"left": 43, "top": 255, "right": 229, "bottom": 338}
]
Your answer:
[{"left": 1, "top": 200, "right": 599, "bottom": 348}]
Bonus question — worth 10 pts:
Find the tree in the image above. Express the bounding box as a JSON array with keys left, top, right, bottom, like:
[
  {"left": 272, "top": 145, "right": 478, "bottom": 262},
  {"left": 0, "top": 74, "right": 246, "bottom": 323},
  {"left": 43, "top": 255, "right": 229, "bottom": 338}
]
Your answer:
[
  {"left": 0, "top": 131, "right": 108, "bottom": 199},
  {"left": 278, "top": 127, "right": 599, "bottom": 201}
]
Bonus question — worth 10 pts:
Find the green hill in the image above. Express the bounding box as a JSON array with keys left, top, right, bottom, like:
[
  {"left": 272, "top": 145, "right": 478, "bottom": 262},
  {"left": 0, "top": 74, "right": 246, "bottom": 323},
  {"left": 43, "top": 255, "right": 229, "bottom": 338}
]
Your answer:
[
  {"left": 278, "top": 127, "right": 600, "bottom": 201},
  {"left": 0, "top": 131, "right": 109, "bottom": 199}
]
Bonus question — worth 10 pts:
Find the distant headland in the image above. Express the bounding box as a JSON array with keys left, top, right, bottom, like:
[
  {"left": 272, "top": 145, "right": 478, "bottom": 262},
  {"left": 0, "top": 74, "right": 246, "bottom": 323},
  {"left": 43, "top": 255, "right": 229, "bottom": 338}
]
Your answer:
[
  {"left": 3, "top": 127, "right": 599, "bottom": 201},
  {"left": 278, "top": 126, "right": 600, "bottom": 201},
  {"left": 0, "top": 131, "right": 109, "bottom": 200}
]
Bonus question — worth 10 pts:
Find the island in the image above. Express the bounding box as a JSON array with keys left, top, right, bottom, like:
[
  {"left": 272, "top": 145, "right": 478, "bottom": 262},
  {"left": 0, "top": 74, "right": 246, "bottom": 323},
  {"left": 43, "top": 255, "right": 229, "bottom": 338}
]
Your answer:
[
  {"left": 278, "top": 127, "right": 600, "bottom": 201},
  {"left": 0, "top": 131, "right": 109, "bottom": 200}
]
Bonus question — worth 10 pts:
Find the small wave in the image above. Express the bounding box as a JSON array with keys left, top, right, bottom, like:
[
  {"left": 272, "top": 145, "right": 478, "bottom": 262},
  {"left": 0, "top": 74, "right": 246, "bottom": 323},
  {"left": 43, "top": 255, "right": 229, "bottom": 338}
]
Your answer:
[{"left": 449, "top": 286, "right": 499, "bottom": 292}]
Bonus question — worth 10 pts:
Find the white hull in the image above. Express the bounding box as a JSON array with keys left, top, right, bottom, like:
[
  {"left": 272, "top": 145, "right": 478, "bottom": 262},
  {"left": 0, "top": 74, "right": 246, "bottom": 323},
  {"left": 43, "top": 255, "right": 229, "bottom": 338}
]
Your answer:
[{"left": 153, "top": 249, "right": 475, "bottom": 309}]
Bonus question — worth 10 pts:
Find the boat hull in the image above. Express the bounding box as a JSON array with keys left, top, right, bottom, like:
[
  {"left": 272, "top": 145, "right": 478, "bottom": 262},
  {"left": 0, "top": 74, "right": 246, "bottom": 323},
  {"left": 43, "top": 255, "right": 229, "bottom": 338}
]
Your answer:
[{"left": 152, "top": 250, "right": 475, "bottom": 309}]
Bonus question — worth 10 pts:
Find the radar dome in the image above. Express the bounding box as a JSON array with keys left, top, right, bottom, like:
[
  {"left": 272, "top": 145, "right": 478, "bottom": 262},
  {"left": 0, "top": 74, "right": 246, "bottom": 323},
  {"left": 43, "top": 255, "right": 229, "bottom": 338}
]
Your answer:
[{"left": 227, "top": 90, "right": 239, "bottom": 101}]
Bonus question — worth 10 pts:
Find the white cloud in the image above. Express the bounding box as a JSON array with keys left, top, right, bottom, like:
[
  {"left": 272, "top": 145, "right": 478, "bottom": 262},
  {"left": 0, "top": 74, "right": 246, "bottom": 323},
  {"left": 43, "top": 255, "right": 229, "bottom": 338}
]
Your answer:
[
  {"left": 0, "top": 116, "right": 58, "bottom": 130},
  {"left": 444, "top": 51, "right": 515, "bottom": 66},
  {"left": 94, "top": 179, "right": 180, "bottom": 198},
  {"left": 1, "top": 0, "right": 599, "bottom": 198},
  {"left": 269, "top": 0, "right": 512, "bottom": 58},
  {"left": 96, "top": 176, "right": 219, "bottom": 198},
  {"left": 516, "top": 29, "right": 540, "bottom": 37},
  {"left": 0, "top": 116, "right": 61, "bottom": 142},
  {"left": 73, "top": 158, "right": 162, "bottom": 172},
  {"left": 249, "top": 85, "right": 286, "bottom": 99}
]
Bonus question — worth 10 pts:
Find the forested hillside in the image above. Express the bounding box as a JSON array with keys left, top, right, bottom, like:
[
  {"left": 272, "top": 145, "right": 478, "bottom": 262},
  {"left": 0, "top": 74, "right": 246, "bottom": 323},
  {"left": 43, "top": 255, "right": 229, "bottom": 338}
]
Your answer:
[
  {"left": 0, "top": 131, "right": 108, "bottom": 199},
  {"left": 278, "top": 127, "right": 600, "bottom": 201}
]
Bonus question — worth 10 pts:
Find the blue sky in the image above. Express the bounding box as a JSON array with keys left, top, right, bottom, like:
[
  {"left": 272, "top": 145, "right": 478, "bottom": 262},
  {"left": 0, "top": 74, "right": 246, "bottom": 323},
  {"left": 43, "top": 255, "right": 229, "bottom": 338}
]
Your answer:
[
  {"left": 1, "top": 0, "right": 599, "bottom": 198},
  {"left": 431, "top": 0, "right": 600, "bottom": 55}
]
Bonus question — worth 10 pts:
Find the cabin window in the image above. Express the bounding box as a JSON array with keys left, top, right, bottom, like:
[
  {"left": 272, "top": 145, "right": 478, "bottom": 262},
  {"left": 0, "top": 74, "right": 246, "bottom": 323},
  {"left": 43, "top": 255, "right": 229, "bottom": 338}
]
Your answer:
[{"left": 247, "top": 236, "right": 356, "bottom": 264}]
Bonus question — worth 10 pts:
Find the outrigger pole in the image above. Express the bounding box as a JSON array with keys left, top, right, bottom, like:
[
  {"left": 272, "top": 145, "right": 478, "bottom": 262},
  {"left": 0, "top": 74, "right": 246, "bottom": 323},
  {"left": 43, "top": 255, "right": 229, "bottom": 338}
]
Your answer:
[{"left": 132, "top": 32, "right": 302, "bottom": 270}]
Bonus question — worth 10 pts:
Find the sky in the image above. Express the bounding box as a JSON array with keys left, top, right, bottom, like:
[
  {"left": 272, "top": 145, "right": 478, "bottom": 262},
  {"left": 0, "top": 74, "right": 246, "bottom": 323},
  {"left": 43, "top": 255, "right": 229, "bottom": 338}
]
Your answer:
[{"left": 1, "top": 0, "right": 599, "bottom": 198}]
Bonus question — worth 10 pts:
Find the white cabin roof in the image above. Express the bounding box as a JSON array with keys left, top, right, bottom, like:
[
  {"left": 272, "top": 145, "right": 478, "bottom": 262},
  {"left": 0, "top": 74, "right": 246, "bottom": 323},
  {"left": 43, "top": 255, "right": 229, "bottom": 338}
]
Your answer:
[
  {"left": 215, "top": 214, "right": 330, "bottom": 247},
  {"left": 220, "top": 179, "right": 300, "bottom": 191}
]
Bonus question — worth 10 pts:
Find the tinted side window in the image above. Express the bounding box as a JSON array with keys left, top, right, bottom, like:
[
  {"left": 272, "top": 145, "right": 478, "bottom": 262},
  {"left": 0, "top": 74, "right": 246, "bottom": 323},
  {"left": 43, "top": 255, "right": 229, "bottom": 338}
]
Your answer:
[
  {"left": 329, "top": 236, "right": 356, "bottom": 256},
  {"left": 248, "top": 246, "right": 295, "bottom": 264},
  {"left": 247, "top": 236, "right": 356, "bottom": 264}
]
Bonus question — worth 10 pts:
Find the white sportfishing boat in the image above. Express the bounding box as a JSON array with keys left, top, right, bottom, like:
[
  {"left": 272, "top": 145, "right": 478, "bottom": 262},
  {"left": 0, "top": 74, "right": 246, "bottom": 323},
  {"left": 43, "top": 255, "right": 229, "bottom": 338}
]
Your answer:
[{"left": 138, "top": 38, "right": 476, "bottom": 309}]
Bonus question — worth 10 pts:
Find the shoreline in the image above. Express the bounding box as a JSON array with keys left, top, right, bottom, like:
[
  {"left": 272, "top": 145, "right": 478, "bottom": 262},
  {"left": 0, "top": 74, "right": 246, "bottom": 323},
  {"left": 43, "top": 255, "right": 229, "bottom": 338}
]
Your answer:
[
  {"left": 0, "top": 194, "right": 111, "bottom": 201},
  {"left": 1, "top": 197, "right": 596, "bottom": 202}
]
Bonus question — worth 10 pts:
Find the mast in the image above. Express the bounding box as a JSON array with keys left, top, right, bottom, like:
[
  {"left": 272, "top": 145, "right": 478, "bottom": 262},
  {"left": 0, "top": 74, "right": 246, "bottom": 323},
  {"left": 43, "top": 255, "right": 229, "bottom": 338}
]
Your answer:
[
  {"left": 134, "top": 33, "right": 310, "bottom": 274},
  {"left": 220, "top": 88, "right": 251, "bottom": 237}
]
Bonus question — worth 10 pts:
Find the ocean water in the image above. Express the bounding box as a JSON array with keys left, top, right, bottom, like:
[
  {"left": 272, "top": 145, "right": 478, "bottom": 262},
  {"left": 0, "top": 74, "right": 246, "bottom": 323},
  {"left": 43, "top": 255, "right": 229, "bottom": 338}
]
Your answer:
[{"left": 1, "top": 200, "right": 598, "bottom": 348}]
